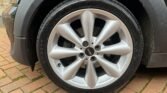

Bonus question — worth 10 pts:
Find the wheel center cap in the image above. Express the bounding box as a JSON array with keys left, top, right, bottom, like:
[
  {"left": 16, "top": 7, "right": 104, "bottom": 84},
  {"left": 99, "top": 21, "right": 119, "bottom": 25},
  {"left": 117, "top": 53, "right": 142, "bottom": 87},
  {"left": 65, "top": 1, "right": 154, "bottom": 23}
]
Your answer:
[{"left": 85, "top": 47, "right": 95, "bottom": 56}]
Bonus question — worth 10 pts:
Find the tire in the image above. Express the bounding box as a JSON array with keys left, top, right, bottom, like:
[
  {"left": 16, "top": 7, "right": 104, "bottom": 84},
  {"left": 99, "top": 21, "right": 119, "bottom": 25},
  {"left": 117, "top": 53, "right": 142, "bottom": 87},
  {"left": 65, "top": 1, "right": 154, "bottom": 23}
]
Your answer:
[{"left": 37, "top": 0, "right": 144, "bottom": 93}]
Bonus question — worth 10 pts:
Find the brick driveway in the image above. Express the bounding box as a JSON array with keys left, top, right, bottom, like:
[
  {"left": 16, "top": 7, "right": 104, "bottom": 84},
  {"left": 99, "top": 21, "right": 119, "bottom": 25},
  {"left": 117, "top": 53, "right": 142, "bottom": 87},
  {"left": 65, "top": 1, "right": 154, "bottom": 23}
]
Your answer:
[{"left": 0, "top": 27, "right": 167, "bottom": 93}]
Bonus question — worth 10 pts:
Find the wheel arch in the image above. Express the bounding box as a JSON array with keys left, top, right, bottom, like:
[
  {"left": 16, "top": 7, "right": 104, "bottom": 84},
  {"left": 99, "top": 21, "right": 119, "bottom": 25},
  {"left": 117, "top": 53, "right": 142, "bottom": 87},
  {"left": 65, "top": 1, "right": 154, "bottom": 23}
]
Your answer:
[{"left": 13, "top": 0, "right": 64, "bottom": 69}]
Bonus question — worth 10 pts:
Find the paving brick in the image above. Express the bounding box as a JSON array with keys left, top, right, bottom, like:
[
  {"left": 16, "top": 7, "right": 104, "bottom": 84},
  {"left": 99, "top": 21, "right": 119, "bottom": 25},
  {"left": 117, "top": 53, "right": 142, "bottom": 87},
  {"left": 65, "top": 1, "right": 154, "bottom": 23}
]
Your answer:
[
  {"left": 21, "top": 67, "right": 31, "bottom": 73},
  {"left": 5, "top": 67, "right": 23, "bottom": 80},
  {"left": 0, "top": 60, "right": 9, "bottom": 66},
  {"left": 119, "top": 88, "right": 136, "bottom": 93},
  {"left": 0, "top": 62, "right": 19, "bottom": 70},
  {"left": 0, "top": 43, "right": 10, "bottom": 49},
  {"left": 33, "top": 89, "right": 46, "bottom": 93},
  {"left": 0, "top": 56, "right": 4, "bottom": 62},
  {"left": 0, "top": 77, "right": 12, "bottom": 87},
  {"left": 0, "top": 47, "right": 4, "bottom": 52},
  {"left": 142, "top": 75, "right": 167, "bottom": 93},
  {"left": 0, "top": 69, "right": 6, "bottom": 78},
  {"left": 24, "top": 70, "right": 41, "bottom": 80},
  {"left": 21, "top": 77, "right": 50, "bottom": 93},
  {"left": 43, "top": 83, "right": 58, "bottom": 93},
  {"left": 10, "top": 89, "right": 23, "bottom": 93},
  {"left": 38, "top": 69, "right": 46, "bottom": 76},
  {"left": 164, "top": 87, "right": 167, "bottom": 93},
  {"left": 22, "top": 67, "right": 42, "bottom": 80},
  {"left": 16, "top": 64, "right": 28, "bottom": 70},
  {"left": 0, "top": 77, "right": 31, "bottom": 93},
  {"left": 34, "top": 62, "right": 42, "bottom": 70},
  {"left": 125, "top": 74, "right": 151, "bottom": 93},
  {"left": 4, "top": 56, "right": 15, "bottom": 62},
  {"left": 55, "top": 89, "right": 67, "bottom": 93},
  {"left": 0, "top": 52, "right": 10, "bottom": 58}
]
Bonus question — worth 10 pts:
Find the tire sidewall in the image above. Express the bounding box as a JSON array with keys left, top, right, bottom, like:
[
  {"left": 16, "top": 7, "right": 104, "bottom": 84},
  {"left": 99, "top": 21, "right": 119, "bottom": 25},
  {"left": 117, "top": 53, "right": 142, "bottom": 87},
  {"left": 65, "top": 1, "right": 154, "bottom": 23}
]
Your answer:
[{"left": 37, "top": 0, "right": 144, "bottom": 93}]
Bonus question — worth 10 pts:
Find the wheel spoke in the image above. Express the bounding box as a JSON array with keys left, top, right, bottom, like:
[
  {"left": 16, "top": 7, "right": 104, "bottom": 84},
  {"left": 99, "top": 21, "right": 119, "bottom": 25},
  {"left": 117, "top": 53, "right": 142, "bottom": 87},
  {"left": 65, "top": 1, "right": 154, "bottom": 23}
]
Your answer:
[
  {"left": 63, "top": 59, "right": 84, "bottom": 80},
  {"left": 49, "top": 46, "right": 81, "bottom": 59},
  {"left": 97, "top": 41, "right": 131, "bottom": 55},
  {"left": 96, "top": 56, "right": 121, "bottom": 77},
  {"left": 95, "top": 20, "right": 120, "bottom": 45},
  {"left": 85, "top": 60, "right": 98, "bottom": 88},
  {"left": 55, "top": 23, "right": 82, "bottom": 47},
  {"left": 81, "top": 11, "right": 95, "bottom": 43}
]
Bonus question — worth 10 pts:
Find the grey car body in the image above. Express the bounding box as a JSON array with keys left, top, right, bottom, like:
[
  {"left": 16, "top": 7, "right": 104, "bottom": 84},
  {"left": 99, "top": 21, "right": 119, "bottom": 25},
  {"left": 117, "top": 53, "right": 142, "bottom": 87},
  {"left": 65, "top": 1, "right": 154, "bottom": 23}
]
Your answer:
[{"left": 2, "top": 0, "right": 167, "bottom": 69}]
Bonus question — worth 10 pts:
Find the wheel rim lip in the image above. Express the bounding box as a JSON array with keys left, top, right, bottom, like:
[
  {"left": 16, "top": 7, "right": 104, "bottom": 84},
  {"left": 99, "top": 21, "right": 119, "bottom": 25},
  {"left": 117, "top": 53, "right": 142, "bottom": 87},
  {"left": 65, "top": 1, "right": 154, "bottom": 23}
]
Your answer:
[{"left": 47, "top": 9, "right": 133, "bottom": 89}]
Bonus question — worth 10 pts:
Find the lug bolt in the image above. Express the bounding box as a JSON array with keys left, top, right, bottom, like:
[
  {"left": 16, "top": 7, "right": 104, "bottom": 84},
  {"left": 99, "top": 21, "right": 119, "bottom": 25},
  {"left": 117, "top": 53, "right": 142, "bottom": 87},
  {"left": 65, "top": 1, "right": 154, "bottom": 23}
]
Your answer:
[
  {"left": 95, "top": 45, "right": 101, "bottom": 51},
  {"left": 57, "top": 63, "right": 61, "bottom": 67},
  {"left": 91, "top": 56, "right": 96, "bottom": 61},
  {"left": 79, "top": 53, "right": 85, "bottom": 58},
  {"left": 82, "top": 41, "right": 89, "bottom": 47}
]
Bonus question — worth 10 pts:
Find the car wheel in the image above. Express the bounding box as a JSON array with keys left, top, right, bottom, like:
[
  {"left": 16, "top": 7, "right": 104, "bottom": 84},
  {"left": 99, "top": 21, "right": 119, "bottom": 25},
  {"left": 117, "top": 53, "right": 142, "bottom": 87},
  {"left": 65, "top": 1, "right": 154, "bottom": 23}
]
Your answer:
[{"left": 37, "top": 0, "right": 144, "bottom": 93}]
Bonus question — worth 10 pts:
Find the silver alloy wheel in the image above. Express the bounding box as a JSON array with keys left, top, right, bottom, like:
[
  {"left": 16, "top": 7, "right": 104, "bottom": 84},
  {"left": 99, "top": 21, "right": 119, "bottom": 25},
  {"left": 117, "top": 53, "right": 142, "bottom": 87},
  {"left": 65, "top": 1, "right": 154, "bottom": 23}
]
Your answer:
[{"left": 47, "top": 9, "right": 133, "bottom": 89}]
